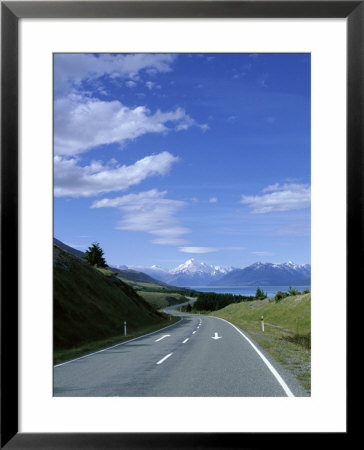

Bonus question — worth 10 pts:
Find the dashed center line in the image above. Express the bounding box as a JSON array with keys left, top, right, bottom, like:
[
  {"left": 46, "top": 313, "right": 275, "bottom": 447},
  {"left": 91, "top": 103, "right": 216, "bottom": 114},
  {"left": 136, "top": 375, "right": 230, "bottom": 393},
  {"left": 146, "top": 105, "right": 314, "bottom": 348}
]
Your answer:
[
  {"left": 156, "top": 353, "right": 173, "bottom": 365},
  {"left": 182, "top": 338, "right": 189, "bottom": 344}
]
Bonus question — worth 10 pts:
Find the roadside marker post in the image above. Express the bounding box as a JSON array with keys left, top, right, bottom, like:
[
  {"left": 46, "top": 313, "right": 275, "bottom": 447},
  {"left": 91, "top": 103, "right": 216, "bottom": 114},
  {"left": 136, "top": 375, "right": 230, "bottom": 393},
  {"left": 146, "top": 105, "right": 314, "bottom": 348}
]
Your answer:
[
  {"left": 261, "top": 316, "right": 264, "bottom": 332},
  {"left": 124, "top": 321, "right": 127, "bottom": 337}
]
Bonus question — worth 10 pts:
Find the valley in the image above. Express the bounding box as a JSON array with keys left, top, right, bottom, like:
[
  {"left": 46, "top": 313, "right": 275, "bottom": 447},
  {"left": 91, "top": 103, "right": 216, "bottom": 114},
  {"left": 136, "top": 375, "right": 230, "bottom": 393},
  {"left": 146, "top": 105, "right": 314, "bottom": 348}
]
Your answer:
[{"left": 53, "top": 238, "right": 311, "bottom": 395}]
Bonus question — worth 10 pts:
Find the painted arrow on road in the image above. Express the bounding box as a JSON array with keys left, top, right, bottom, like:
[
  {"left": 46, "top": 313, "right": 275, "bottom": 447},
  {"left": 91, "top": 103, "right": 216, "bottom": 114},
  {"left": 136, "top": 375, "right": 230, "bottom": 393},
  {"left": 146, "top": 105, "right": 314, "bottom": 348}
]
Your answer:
[
  {"left": 155, "top": 335, "right": 171, "bottom": 342},
  {"left": 212, "top": 332, "right": 222, "bottom": 340}
]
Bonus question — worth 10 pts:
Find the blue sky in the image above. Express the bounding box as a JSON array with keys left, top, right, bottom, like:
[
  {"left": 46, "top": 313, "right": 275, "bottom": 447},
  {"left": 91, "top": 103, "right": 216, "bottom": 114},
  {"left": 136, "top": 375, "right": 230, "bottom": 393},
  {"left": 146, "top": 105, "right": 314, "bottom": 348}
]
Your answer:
[{"left": 54, "top": 53, "right": 310, "bottom": 269}]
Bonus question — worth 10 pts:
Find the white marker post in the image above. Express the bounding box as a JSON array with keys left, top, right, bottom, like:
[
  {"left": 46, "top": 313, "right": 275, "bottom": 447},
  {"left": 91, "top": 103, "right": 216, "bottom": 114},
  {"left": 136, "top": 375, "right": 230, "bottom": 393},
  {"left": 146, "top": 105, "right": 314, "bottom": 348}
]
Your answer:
[
  {"left": 261, "top": 316, "right": 264, "bottom": 332},
  {"left": 124, "top": 321, "right": 127, "bottom": 337}
]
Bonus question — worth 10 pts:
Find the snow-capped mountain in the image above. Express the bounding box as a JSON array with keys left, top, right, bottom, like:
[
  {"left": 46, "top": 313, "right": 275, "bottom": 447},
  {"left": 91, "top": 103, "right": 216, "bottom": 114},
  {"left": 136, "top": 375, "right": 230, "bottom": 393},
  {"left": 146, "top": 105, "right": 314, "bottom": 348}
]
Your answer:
[
  {"left": 128, "top": 259, "right": 310, "bottom": 287},
  {"left": 113, "top": 264, "right": 128, "bottom": 270},
  {"left": 168, "top": 258, "right": 232, "bottom": 286},
  {"left": 212, "top": 261, "right": 311, "bottom": 286},
  {"left": 130, "top": 258, "right": 232, "bottom": 286},
  {"left": 170, "top": 258, "right": 230, "bottom": 276}
]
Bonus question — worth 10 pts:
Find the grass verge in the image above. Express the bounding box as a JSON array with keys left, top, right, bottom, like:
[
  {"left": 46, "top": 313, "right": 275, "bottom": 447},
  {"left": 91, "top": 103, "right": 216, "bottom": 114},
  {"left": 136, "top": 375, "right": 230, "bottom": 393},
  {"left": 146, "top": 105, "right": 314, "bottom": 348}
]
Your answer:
[
  {"left": 54, "top": 316, "right": 181, "bottom": 365},
  {"left": 211, "top": 294, "right": 311, "bottom": 393}
]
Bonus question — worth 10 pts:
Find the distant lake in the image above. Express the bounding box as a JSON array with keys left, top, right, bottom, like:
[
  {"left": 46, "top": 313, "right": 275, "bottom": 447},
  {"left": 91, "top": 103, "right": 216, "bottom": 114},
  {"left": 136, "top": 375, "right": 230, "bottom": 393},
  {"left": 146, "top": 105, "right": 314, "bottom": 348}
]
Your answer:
[{"left": 189, "top": 285, "right": 311, "bottom": 298}]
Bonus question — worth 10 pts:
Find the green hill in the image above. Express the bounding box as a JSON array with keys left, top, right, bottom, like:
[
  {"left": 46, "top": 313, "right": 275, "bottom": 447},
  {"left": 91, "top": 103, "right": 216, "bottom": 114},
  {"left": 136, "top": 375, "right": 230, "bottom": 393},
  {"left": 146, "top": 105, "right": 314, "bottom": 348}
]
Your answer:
[
  {"left": 54, "top": 245, "right": 178, "bottom": 363},
  {"left": 213, "top": 293, "right": 310, "bottom": 334},
  {"left": 114, "top": 268, "right": 165, "bottom": 284},
  {"left": 53, "top": 237, "right": 193, "bottom": 294},
  {"left": 53, "top": 237, "right": 86, "bottom": 259},
  {"left": 137, "top": 291, "right": 189, "bottom": 310}
]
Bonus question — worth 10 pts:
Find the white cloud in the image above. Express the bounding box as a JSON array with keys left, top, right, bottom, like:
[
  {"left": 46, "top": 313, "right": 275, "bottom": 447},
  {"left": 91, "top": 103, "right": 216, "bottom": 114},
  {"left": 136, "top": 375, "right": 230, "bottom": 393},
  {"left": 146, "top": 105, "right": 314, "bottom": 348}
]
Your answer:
[
  {"left": 125, "top": 80, "right": 137, "bottom": 88},
  {"left": 179, "top": 247, "right": 218, "bottom": 254},
  {"left": 91, "top": 189, "right": 190, "bottom": 244},
  {"left": 240, "top": 183, "right": 311, "bottom": 213},
  {"left": 209, "top": 197, "right": 218, "bottom": 203},
  {"left": 54, "top": 95, "right": 197, "bottom": 156},
  {"left": 262, "top": 183, "right": 307, "bottom": 193},
  {"left": 54, "top": 151, "right": 179, "bottom": 197},
  {"left": 145, "top": 81, "right": 155, "bottom": 90},
  {"left": 54, "top": 53, "right": 176, "bottom": 94},
  {"left": 199, "top": 124, "right": 210, "bottom": 132}
]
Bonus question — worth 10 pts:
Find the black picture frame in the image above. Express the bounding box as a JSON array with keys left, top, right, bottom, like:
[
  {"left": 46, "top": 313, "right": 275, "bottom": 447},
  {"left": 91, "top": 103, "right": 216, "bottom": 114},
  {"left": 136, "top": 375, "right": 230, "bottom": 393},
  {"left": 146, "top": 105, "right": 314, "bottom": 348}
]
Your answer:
[{"left": 1, "top": 1, "right": 356, "bottom": 448}]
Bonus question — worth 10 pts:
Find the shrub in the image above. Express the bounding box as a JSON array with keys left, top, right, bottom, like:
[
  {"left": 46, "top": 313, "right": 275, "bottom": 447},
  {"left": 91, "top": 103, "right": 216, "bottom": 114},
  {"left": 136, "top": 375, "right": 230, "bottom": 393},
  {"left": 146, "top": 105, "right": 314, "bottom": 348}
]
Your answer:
[
  {"left": 283, "top": 332, "right": 311, "bottom": 349},
  {"left": 274, "top": 291, "right": 289, "bottom": 303},
  {"left": 288, "top": 286, "right": 301, "bottom": 296},
  {"left": 255, "top": 287, "right": 266, "bottom": 300}
]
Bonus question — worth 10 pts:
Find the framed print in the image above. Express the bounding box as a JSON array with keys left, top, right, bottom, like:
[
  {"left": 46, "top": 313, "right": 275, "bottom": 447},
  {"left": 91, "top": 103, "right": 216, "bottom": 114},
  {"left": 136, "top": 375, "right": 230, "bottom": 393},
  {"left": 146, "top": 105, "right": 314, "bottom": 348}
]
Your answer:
[{"left": 1, "top": 1, "right": 358, "bottom": 447}]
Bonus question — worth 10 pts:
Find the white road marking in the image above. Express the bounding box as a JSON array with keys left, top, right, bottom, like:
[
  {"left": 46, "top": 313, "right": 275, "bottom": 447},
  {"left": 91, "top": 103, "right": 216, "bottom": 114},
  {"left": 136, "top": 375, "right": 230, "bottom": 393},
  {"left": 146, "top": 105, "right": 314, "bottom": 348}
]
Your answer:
[
  {"left": 54, "top": 319, "right": 183, "bottom": 368},
  {"left": 211, "top": 316, "right": 295, "bottom": 397},
  {"left": 182, "top": 338, "right": 189, "bottom": 344},
  {"left": 155, "top": 334, "right": 171, "bottom": 342},
  {"left": 211, "top": 332, "right": 222, "bottom": 340},
  {"left": 156, "top": 353, "right": 173, "bottom": 365}
]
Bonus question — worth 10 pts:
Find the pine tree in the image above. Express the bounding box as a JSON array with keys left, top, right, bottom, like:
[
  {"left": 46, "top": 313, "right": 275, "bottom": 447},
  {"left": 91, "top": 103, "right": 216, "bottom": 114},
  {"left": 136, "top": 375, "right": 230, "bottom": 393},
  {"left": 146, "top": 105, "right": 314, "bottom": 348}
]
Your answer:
[
  {"left": 255, "top": 287, "right": 266, "bottom": 300},
  {"left": 84, "top": 242, "right": 107, "bottom": 268}
]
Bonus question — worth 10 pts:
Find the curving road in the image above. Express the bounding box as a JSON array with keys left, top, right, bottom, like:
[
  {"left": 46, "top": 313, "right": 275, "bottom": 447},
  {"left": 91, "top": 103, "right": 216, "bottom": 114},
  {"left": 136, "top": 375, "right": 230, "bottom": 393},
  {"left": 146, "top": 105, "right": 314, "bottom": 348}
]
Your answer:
[{"left": 54, "top": 305, "right": 308, "bottom": 397}]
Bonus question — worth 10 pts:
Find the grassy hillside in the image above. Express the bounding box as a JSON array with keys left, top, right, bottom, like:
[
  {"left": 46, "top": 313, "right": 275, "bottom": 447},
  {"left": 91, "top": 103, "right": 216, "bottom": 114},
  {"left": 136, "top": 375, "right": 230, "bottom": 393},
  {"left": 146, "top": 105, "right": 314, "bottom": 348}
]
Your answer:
[
  {"left": 116, "top": 275, "right": 196, "bottom": 296},
  {"left": 116, "top": 276, "right": 170, "bottom": 291},
  {"left": 54, "top": 245, "right": 179, "bottom": 363},
  {"left": 53, "top": 237, "right": 188, "bottom": 293},
  {"left": 113, "top": 268, "right": 167, "bottom": 285},
  {"left": 213, "top": 293, "right": 310, "bottom": 334},
  {"left": 211, "top": 293, "right": 311, "bottom": 392},
  {"left": 137, "top": 291, "right": 189, "bottom": 310},
  {"left": 53, "top": 237, "right": 86, "bottom": 259}
]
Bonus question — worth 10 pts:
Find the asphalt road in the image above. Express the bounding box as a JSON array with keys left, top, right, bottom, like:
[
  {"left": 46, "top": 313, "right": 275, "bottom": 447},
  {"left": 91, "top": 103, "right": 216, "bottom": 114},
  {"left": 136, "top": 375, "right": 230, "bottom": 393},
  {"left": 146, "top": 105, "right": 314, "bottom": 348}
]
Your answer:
[{"left": 54, "top": 306, "right": 308, "bottom": 397}]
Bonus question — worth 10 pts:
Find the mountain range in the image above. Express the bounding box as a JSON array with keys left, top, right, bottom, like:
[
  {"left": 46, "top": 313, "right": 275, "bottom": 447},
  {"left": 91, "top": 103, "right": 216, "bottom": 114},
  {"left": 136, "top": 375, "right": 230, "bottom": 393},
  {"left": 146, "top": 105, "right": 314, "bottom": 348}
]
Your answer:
[
  {"left": 131, "top": 259, "right": 233, "bottom": 287},
  {"left": 54, "top": 238, "right": 310, "bottom": 288},
  {"left": 130, "top": 258, "right": 311, "bottom": 287},
  {"left": 212, "top": 261, "right": 311, "bottom": 286}
]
